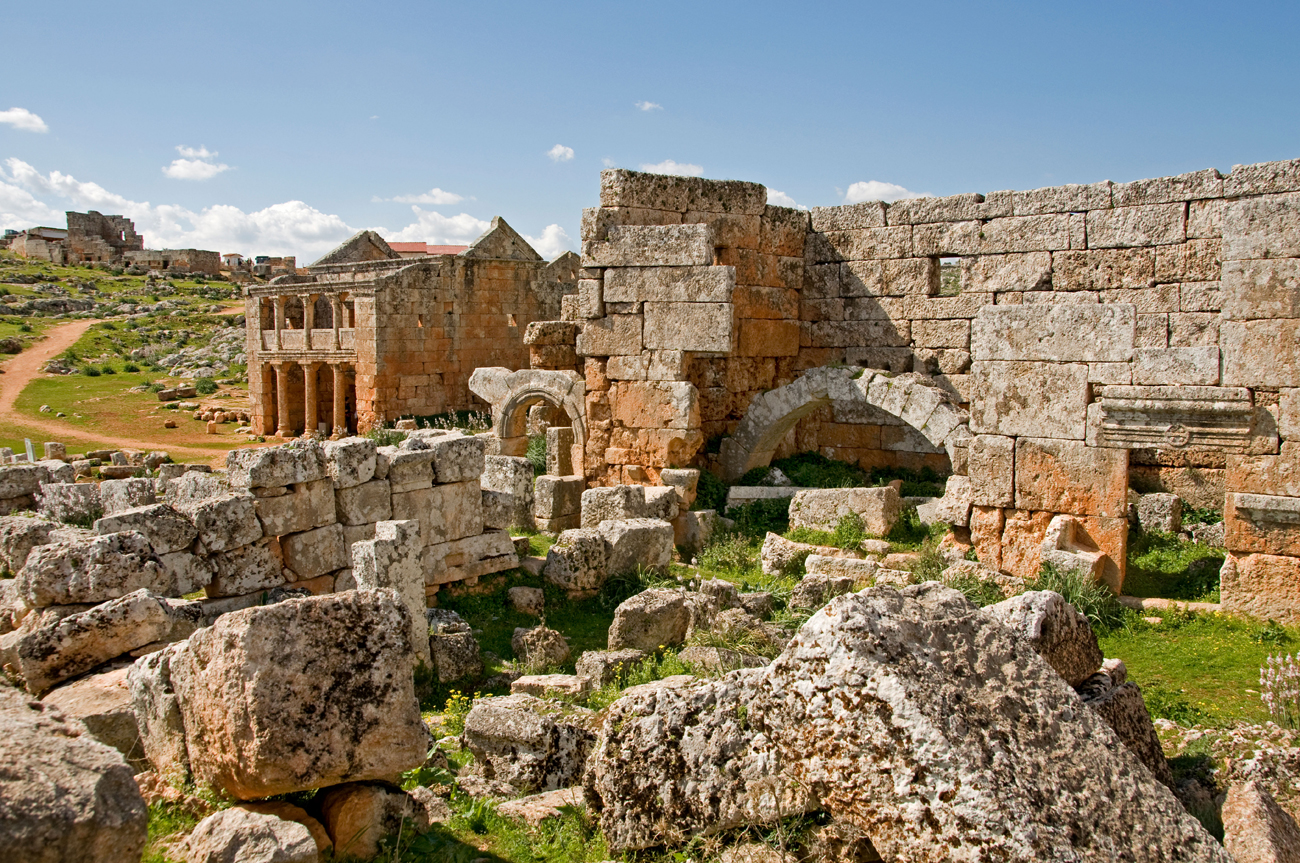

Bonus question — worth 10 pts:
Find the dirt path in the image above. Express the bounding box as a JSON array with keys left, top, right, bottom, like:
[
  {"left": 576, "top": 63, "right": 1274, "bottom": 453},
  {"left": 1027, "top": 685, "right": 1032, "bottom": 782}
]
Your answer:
[{"left": 0, "top": 318, "right": 244, "bottom": 464}]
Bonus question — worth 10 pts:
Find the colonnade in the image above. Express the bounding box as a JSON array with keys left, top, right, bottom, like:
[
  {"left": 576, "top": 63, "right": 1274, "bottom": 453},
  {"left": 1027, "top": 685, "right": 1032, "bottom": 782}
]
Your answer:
[
  {"left": 268, "top": 361, "right": 354, "bottom": 438},
  {"left": 265, "top": 292, "right": 354, "bottom": 350}
]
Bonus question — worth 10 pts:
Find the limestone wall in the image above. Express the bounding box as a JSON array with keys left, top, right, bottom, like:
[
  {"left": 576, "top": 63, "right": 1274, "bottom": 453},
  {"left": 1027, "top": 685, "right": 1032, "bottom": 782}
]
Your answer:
[{"left": 515, "top": 160, "right": 1300, "bottom": 615}]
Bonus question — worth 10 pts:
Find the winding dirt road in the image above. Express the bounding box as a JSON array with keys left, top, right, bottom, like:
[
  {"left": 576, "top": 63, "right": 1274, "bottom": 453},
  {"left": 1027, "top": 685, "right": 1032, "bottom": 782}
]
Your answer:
[{"left": 0, "top": 319, "right": 238, "bottom": 463}]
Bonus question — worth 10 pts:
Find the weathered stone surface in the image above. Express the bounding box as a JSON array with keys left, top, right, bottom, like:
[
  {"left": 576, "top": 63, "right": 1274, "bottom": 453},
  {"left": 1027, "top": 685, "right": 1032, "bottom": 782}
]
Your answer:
[
  {"left": 319, "top": 783, "right": 409, "bottom": 861},
  {"left": 1222, "top": 552, "right": 1300, "bottom": 624},
  {"left": 333, "top": 479, "right": 391, "bottom": 526},
  {"left": 586, "top": 224, "right": 715, "bottom": 267},
  {"left": 1086, "top": 203, "right": 1186, "bottom": 248},
  {"left": 426, "top": 609, "right": 482, "bottom": 683},
  {"left": 512, "top": 673, "right": 589, "bottom": 698},
  {"left": 789, "top": 573, "right": 855, "bottom": 610},
  {"left": 0, "top": 683, "right": 148, "bottom": 863},
  {"left": 497, "top": 787, "right": 586, "bottom": 828},
  {"left": 599, "top": 517, "right": 673, "bottom": 576},
  {"left": 94, "top": 503, "right": 197, "bottom": 555},
  {"left": 18, "top": 531, "right": 167, "bottom": 606},
  {"left": 1136, "top": 492, "right": 1183, "bottom": 534},
  {"left": 604, "top": 265, "right": 735, "bottom": 303},
  {"left": 1132, "top": 347, "right": 1220, "bottom": 385},
  {"left": 1223, "top": 320, "right": 1300, "bottom": 387},
  {"left": 183, "top": 806, "right": 319, "bottom": 863},
  {"left": 535, "top": 474, "right": 583, "bottom": 522},
  {"left": 481, "top": 456, "right": 534, "bottom": 528},
  {"left": 1222, "top": 778, "right": 1300, "bottom": 863},
  {"left": 38, "top": 482, "right": 102, "bottom": 525},
  {"left": 352, "top": 520, "right": 430, "bottom": 667},
  {"left": 207, "top": 540, "right": 285, "bottom": 597},
  {"left": 643, "top": 302, "right": 734, "bottom": 352},
  {"left": 169, "top": 590, "right": 429, "bottom": 799},
  {"left": 508, "top": 586, "right": 545, "bottom": 616},
  {"left": 280, "top": 524, "right": 346, "bottom": 580},
  {"left": 127, "top": 641, "right": 190, "bottom": 781},
  {"left": 227, "top": 440, "right": 328, "bottom": 489},
  {"left": 41, "top": 666, "right": 143, "bottom": 770},
  {"left": 1077, "top": 674, "right": 1175, "bottom": 788},
  {"left": 804, "top": 554, "right": 879, "bottom": 581},
  {"left": 462, "top": 694, "right": 597, "bottom": 792},
  {"left": 577, "top": 314, "right": 642, "bottom": 356},
  {"left": 253, "top": 478, "right": 335, "bottom": 537},
  {"left": 961, "top": 251, "right": 1051, "bottom": 292},
  {"left": 98, "top": 478, "right": 156, "bottom": 516},
  {"left": 14, "top": 590, "right": 197, "bottom": 695},
  {"left": 0, "top": 514, "right": 56, "bottom": 573},
  {"left": 985, "top": 590, "right": 1103, "bottom": 687},
  {"left": 1223, "top": 191, "right": 1300, "bottom": 259},
  {"left": 176, "top": 492, "right": 262, "bottom": 553},
  {"left": 1013, "top": 438, "right": 1128, "bottom": 517},
  {"left": 788, "top": 486, "right": 902, "bottom": 536},
  {"left": 971, "top": 304, "right": 1135, "bottom": 363},
  {"left": 760, "top": 532, "right": 857, "bottom": 577},
  {"left": 581, "top": 484, "right": 646, "bottom": 528},
  {"left": 543, "top": 528, "right": 608, "bottom": 592},
  {"left": 0, "top": 464, "right": 52, "bottom": 500},
  {"left": 512, "top": 625, "right": 571, "bottom": 671},
  {"left": 406, "top": 431, "right": 485, "bottom": 484},
  {"left": 480, "top": 488, "right": 514, "bottom": 530},
  {"left": 322, "top": 437, "right": 376, "bottom": 490},
  {"left": 970, "top": 361, "right": 1089, "bottom": 439},
  {"left": 575, "top": 648, "right": 646, "bottom": 686},
  {"left": 608, "top": 588, "right": 693, "bottom": 651}
]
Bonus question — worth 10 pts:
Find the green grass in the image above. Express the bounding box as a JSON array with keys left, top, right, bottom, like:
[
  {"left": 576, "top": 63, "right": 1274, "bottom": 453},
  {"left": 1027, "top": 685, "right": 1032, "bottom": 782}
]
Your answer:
[
  {"left": 1100, "top": 609, "right": 1297, "bottom": 726},
  {"left": 1124, "top": 531, "right": 1224, "bottom": 602},
  {"left": 383, "top": 795, "right": 609, "bottom": 863},
  {"left": 142, "top": 803, "right": 203, "bottom": 863}
]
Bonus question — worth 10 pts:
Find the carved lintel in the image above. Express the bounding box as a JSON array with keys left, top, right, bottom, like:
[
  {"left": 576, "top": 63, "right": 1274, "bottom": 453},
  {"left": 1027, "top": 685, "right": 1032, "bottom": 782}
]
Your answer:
[
  {"left": 1090, "top": 385, "right": 1258, "bottom": 452},
  {"left": 1232, "top": 492, "right": 1300, "bottom": 525}
]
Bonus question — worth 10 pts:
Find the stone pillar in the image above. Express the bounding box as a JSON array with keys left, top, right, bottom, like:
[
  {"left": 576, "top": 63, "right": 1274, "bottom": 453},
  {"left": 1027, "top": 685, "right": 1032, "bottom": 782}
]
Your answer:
[
  {"left": 273, "top": 296, "right": 285, "bottom": 350},
  {"left": 273, "top": 362, "right": 293, "bottom": 437},
  {"left": 302, "top": 362, "right": 319, "bottom": 436},
  {"left": 352, "top": 519, "right": 431, "bottom": 666},
  {"left": 331, "top": 295, "right": 342, "bottom": 350},
  {"left": 302, "top": 294, "right": 315, "bottom": 350},
  {"left": 332, "top": 364, "right": 348, "bottom": 436}
]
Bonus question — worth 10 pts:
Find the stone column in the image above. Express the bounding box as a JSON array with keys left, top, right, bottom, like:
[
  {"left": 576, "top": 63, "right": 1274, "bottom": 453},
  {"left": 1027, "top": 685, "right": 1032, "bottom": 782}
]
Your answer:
[
  {"left": 302, "top": 294, "right": 315, "bottom": 350},
  {"left": 273, "top": 362, "right": 292, "bottom": 437},
  {"left": 331, "top": 295, "right": 342, "bottom": 350},
  {"left": 273, "top": 296, "right": 286, "bottom": 350},
  {"left": 302, "top": 362, "right": 319, "bottom": 436},
  {"left": 332, "top": 363, "right": 348, "bottom": 436}
]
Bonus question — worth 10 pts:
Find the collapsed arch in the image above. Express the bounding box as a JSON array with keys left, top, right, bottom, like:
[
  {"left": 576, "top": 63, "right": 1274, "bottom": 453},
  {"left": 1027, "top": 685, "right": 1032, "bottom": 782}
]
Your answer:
[
  {"left": 718, "top": 366, "right": 970, "bottom": 483},
  {"left": 468, "top": 367, "right": 587, "bottom": 475}
]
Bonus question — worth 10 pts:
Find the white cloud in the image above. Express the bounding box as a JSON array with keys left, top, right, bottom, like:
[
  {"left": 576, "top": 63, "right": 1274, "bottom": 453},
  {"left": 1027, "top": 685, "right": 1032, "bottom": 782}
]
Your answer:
[
  {"left": 547, "top": 144, "right": 574, "bottom": 163},
  {"left": 163, "top": 158, "right": 231, "bottom": 180},
  {"left": 0, "top": 108, "right": 48, "bottom": 133},
  {"left": 176, "top": 145, "right": 217, "bottom": 159},
  {"left": 382, "top": 206, "right": 492, "bottom": 245},
  {"left": 640, "top": 160, "right": 703, "bottom": 177},
  {"left": 767, "top": 189, "right": 808, "bottom": 210},
  {"left": 1, "top": 158, "right": 353, "bottom": 257},
  {"left": 524, "top": 224, "right": 575, "bottom": 259},
  {"left": 635, "top": 101, "right": 663, "bottom": 112},
  {"left": 602, "top": 158, "right": 616, "bottom": 168},
  {"left": 843, "top": 180, "right": 929, "bottom": 204},
  {"left": 376, "top": 188, "right": 464, "bottom": 205}
]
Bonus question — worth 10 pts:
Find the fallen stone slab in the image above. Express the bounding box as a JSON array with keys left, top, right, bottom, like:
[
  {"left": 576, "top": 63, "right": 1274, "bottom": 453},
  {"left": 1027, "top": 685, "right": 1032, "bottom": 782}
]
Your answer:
[
  {"left": 168, "top": 589, "right": 430, "bottom": 799},
  {"left": 984, "top": 590, "right": 1104, "bottom": 687},
  {"left": 319, "top": 783, "right": 411, "bottom": 860},
  {"left": 0, "top": 683, "right": 148, "bottom": 863},
  {"left": 498, "top": 787, "right": 586, "bottom": 828},
  {"left": 462, "top": 693, "right": 597, "bottom": 792},
  {"left": 599, "top": 517, "right": 673, "bottom": 576},
  {"left": 227, "top": 439, "right": 328, "bottom": 489},
  {"left": 17, "top": 530, "right": 167, "bottom": 606},
  {"left": 426, "top": 609, "right": 482, "bottom": 683},
  {"left": 182, "top": 806, "right": 319, "bottom": 863},
  {"left": 0, "top": 514, "right": 57, "bottom": 573},
  {"left": 788, "top": 486, "right": 903, "bottom": 536},
  {"left": 543, "top": 527, "right": 608, "bottom": 592},
  {"left": 760, "top": 531, "right": 859, "bottom": 577},
  {"left": 93, "top": 503, "right": 197, "bottom": 555},
  {"left": 1223, "top": 778, "right": 1300, "bottom": 863},
  {"left": 607, "top": 588, "right": 694, "bottom": 652},
  {"left": 788, "top": 572, "right": 855, "bottom": 611},
  {"left": 511, "top": 674, "right": 589, "bottom": 698},
  {"left": 41, "top": 665, "right": 145, "bottom": 771}
]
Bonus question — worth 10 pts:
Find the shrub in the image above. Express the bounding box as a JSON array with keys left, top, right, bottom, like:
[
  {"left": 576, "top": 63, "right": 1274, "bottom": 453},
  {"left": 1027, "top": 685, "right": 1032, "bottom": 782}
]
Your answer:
[
  {"left": 123, "top": 363, "right": 140, "bottom": 373},
  {"left": 697, "top": 532, "right": 757, "bottom": 574},
  {"left": 1028, "top": 562, "right": 1128, "bottom": 633},
  {"left": 100, "top": 365, "right": 115, "bottom": 375},
  {"left": 728, "top": 497, "right": 790, "bottom": 538},
  {"left": 81, "top": 366, "right": 101, "bottom": 377},
  {"left": 830, "top": 513, "right": 867, "bottom": 548},
  {"left": 526, "top": 433, "right": 547, "bottom": 475},
  {"left": 586, "top": 650, "right": 691, "bottom": 711},
  {"left": 194, "top": 377, "right": 217, "bottom": 395},
  {"left": 693, "top": 469, "right": 728, "bottom": 512}
]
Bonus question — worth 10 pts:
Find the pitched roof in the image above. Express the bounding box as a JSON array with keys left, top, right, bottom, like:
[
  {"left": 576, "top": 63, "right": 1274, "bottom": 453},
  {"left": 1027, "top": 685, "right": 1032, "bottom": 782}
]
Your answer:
[{"left": 389, "top": 242, "right": 469, "bottom": 255}]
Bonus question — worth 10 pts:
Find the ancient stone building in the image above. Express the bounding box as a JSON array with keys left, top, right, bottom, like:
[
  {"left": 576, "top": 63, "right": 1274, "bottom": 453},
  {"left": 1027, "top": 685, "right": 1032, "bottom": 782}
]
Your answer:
[
  {"left": 245, "top": 219, "right": 576, "bottom": 437},
  {"left": 7, "top": 226, "right": 68, "bottom": 263},
  {"left": 470, "top": 160, "right": 1300, "bottom": 621},
  {"left": 65, "top": 211, "right": 144, "bottom": 263},
  {"left": 122, "top": 248, "right": 221, "bottom": 275}
]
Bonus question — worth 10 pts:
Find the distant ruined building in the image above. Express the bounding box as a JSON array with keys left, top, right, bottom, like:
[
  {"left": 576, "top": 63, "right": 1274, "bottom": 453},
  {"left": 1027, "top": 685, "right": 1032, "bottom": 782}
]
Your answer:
[
  {"left": 243, "top": 218, "right": 577, "bottom": 437},
  {"left": 5, "top": 210, "right": 220, "bottom": 275}
]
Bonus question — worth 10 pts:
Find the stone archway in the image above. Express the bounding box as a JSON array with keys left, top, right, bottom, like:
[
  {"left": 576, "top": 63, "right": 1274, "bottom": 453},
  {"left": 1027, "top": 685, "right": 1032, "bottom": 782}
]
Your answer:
[
  {"left": 468, "top": 367, "right": 587, "bottom": 475},
  {"left": 718, "top": 366, "right": 970, "bottom": 482}
]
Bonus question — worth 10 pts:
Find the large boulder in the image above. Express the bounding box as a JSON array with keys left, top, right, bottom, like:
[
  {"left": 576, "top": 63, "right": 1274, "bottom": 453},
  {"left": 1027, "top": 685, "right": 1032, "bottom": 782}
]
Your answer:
[
  {"left": 462, "top": 693, "right": 597, "bottom": 792},
  {"left": 168, "top": 590, "right": 430, "bottom": 799},
  {"left": 984, "top": 590, "right": 1104, "bottom": 687},
  {"left": 543, "top": 527, "right": 608, "bottom": 592},
  {"left": 599, "top": 518, "right": 673, "bottom": 576},
  {"left": 17, "top": 531, "right": 167, "bottom": 606},
  {"left": 0, "top": 683, "right": 148, "bottom": 863},
  {"left": 787, "top": 486, "right": 902, "bottom": 536},
  {"left": 588, "top": 583, "right": 1229, "bottom": 859},
  {"left": 182, "top": 806, "right": 319, "bottom": 863},
  {"left": 1223, "top": 779, "right": 1300, "bottom": 863},
  {"left": 227, "top": 439, "right": 328, "bottom": 489},
  {"left": 607, "top": 588, "right": 694, "bottom": 652},
  {"left": 127, "top": 641, "right": 191, "bottom": 782},
  {"left": 512, "top": 624, "right": 571, "bottom": 671},
  {"left": 11, "top": 590, "right": 200, "bottom": 695},
  {"left": 41, "top": 666, "right": 144, "bottom": 771}
]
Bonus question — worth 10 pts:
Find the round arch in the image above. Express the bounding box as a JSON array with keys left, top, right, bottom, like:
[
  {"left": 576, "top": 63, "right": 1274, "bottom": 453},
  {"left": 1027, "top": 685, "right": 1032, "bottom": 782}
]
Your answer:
[
  {"left": 468, "top": 367, "right": 587, "bottom": 475},
  {"left": 718, "top": 366, "right": 970, "bottom": 482}
]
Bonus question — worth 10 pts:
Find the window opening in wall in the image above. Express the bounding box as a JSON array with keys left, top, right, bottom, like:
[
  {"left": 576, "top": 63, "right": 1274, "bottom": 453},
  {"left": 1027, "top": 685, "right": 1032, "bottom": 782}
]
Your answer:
[
  {"left": 417, "top": 314, "right": 424, "bottom": 328},
  {"left": 508, "top": 314, "right": 517, "bottom": 327},
  {"left": 938, "top": 257, "right": 961, "bottom": 296}
]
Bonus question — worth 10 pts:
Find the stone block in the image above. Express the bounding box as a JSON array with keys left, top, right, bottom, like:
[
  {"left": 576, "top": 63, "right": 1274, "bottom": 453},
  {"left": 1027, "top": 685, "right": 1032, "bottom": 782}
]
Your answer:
[
  {"left": 169, "top": 590, "right": 429, "bottom": 799},
  {"left": 1013, "top": 438, "right": 1129, "bottom": 517},
  {"left": 971, "top": 304, "right": 1135, "bottom": 362},
  {"left": 788, "top": 486, "right": 903, "bottom": 536},
  {"left": 599, "top": 518, "right": 674, "bottom": 576},
  {"left": 403, "top": 431, "right": 485, "bottom": 484},
  {"left": 1224, "top": 158, "right": 1300, "bottom": 196},
  {"left": 1154, "top": 239, "right": 1221, "bottom": 284},
  {"left": 1188, "top": 198, "right": 1223, "bottom": 239},
  {"left": 226, "top": 439, "right": 327, "bottom": 489},
  {"left": 546, "top": 426, "right": 575, "bottom": 475},
  {"left": 535, "top": 475, "right": 583, "bottom": 520},
  {"left": 600, "top": 170, "right": 767, "bottom": 214},
  {"left": 254, "top": 478, "right": 335, "bottom": 536},
  {"left": 99, "top": 478, "right": 156, "bottom": 516},
  {"left": 1136, "top": 493, "right": 1183, "bottom": 534},
  {"left": 736, "top": 319, "right": 800, "bottom": 357},
  {"left": 1225, "top": 494, "right": 1300, "bottom": 556},
  {"left": 38, "top": 482, "right": 101, "bottom": 524},
  {"left": 281, "top": 523, "right": 347, "bottom": 580},
  {"left": 482, "top": 456, "right": 534, "bottom": 528},
  {"left": 352, "top": 520, "right": 430, "bottom": 666},
  {"left": 914, "top": 215, "right": 1072, "bottom": 255},
  {"left": 1223, "top": 320, "right": 1300, "bottom": 387},
  {"left": 424, "top": 530, "right": 518, "bottom": 585},
  {"left": 206, "top": 540, "right": 285, "bottom": 597},
  {"left": 1222, "top": 259, "right": 1300, "bottom": 320},
  {"left": 335, "top": 478, "right": 392, "bottom": 526},
  {"left": 93, "top": 503, "right": 196, "bottom": 556},
  {"left": 643, "top": 301, "right": 734, "bottom": 352},
  {"left": 985, "top": 590, "right": 1104, "bottom": 687},
  {"left": 969, "top": 435, "right": 1015, "bottom": 507},
  {"left": 16, "top": 530, "right": 170, "bottom": 607},
  {"left": 611, "top": 381, "right": 699, "bottom": 430},
  {"left": 1221, "top": 552, "right": 1300, "bottom": 624},
  {"left": 481, "top": 489, "right": 514, "bottom": 531},
  {"left": 176, "top": 492, "right": 261, "bottom": 553},
  {"left": 585, "top": 224, "right": 715, "bottom": 267},
  {"left": 543, "top": 528, "right": 608, "bottom": 592},
  {"left": 809, "top": 202, "right": 887, "bottom": 231},
  {"left": 462, "top": 693, "right": 596, "bottom": 793},
  {"left": 912, "top": 319, "right": 970, "bottom": 349},
  {"left": 603, "top": 266, "right": 734, "bottom": 303},
  {"left": 322, "top": 437, "right": 376, "bottom": 489},
  {"left": 1012, "top": 181, "right": 1112, "bottom": 216},
  {"left": 1131, "top": 347, "right": 1219, "bottom": 385},
  {"left": 1224, "top": 192, "right": 1300, "bottom": 260},
  {"left": 385, "top": 449, "right": 434, "bottom": 493},
  {"left": 1052, "top": 249, "right": 1155, "bottom": 291},
  {"left": 158, "top": 551, "right": 214, "bottom": 597},
  {"left": 577, "top": 314, "right": 643, "bottom": 356},
  {"left": 961, "top": 252, "right": 1051, "bottom": 292},
  {"left": 808, "top": 319, "right": 911, "bottom": 347},
  {"left": 1086, "top": 203, "right": 1186, "bottom": 248},
  {"left": 0, "top": 465, "right": 52, "bottom": 500},
  {"left": 1112, "top": 168, "right": 1223, "bottom": 206},
  {"left": 969, "top": 362, "right": 1089, "bottom": 439}
]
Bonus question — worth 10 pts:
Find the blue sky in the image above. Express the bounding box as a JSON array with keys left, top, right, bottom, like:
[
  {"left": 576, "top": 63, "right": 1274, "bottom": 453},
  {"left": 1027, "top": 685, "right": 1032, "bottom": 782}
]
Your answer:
[{"left": 2, "top": 0, "right": 1298, "bottom": 261}]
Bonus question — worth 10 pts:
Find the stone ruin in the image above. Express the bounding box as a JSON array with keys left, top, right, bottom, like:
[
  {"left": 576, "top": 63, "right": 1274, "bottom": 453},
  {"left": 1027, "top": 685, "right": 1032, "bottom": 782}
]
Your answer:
[
  {"left": 465, "top": 158, "right": 1300, "bottom": 624},
  {"left": 244, "top": 222, "right": 577, "bottom": 437}
]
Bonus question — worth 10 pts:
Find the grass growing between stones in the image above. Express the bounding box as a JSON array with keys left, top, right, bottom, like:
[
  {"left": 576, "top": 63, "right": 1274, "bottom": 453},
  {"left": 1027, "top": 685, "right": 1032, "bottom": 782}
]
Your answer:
[
  {"left": 381, "top": 796, "right": 609, "bottom": 863},
  {"left": 1124, "top": 530, "right": 1225, "bottom": 602}
]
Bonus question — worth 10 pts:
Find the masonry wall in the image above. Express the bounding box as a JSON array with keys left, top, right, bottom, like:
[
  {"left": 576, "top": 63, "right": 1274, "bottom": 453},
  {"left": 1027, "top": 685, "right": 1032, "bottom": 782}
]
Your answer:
[{"left": 66, "top": 211, "right": 143, "bottom": 263}]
